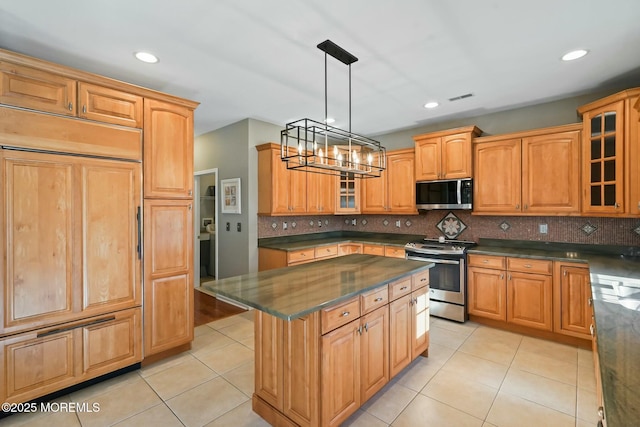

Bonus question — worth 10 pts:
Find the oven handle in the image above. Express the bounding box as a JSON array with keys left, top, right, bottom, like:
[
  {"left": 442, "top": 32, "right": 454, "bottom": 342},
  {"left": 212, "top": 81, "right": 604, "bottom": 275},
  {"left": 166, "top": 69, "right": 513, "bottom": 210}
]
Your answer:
[{"left": 406, "top": 255, "right": 460, "bottom": 265}]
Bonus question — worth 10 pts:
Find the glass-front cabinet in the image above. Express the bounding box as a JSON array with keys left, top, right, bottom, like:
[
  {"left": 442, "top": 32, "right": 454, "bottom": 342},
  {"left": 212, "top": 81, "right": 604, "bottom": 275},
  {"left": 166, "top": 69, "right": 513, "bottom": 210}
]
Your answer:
[
  {"left": 335, "top": 171, "right": 360, "bottom": 214},
  {"left": 578, "top": 88, "right": 640, "bottom": 216},
  {"left": 581, "top": 100, "right": 625, "bottom": 214}
]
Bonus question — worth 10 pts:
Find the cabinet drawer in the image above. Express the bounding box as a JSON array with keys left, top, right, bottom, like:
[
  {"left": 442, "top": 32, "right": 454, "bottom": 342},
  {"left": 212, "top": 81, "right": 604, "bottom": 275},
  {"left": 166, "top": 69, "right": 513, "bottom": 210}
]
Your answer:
[
  {"left": 412, "top": 270, "right": 430, "bottom": 290},
  {"left": 361, "top": 286, "right": 389, "bottom": 315},
  {"left": 507, "top": 257, "right": 552, "bottom": 275},
  {"left": 468, "top": 254, "right": 506, "bottom": 269},
  {"left": 363, "top": 244, "right": 385, "bottom": 256},
  {"left": 288, "top": 248, "right": 315, "bottom": 264},
  {"left": 389, "top": 277, "right": 412, "bottom": 301},
  {"left": 315, "top": 245, "right": 338, "bottom": 259},
  {"left": 321, "top": 297, "right": 360, "bottom": 335},
  {"left": 384, "top": 246, "right": 405, "bottom": 259},
  {"left": 78, "top": 82, "right": 143, "bottom": 128},
  {"left": 338, "top": 243, "right": 363, "bottom": 256}
]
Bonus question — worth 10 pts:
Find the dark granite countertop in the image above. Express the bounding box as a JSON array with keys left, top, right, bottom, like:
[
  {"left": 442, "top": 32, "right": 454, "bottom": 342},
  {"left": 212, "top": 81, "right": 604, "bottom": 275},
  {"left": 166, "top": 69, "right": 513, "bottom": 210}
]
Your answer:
[
  {"left": 258, "top": 231, "right": 424, "bottom": 251},
  {"left": 470, "top": 239, "right": 640, "bottom": 427},
  {"left": 203, "top": 254, "right": 432, "bottom": 321}
]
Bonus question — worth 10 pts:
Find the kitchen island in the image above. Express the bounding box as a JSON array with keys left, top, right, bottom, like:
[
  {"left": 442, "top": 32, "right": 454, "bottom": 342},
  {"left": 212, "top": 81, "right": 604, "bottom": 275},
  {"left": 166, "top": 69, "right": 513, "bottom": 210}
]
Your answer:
[{"left": 204, "top": 254, "right": 433, "bottom": 427}]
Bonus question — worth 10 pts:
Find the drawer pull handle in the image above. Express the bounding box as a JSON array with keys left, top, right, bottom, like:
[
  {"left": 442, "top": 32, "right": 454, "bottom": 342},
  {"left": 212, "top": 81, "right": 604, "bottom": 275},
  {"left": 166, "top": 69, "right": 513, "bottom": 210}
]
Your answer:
[
  {"left": 37, "top": 316, "right": 116, "bottom": 338},
  {"left": 483, "top": 260, "right": 488, "bottom": 263},
  {"left": 374, "top": 297, "right": 383, "bottom": 302},
  {"left": 420, "top": 277, "right": 427, "bottom": 282},
  {"left": 400, "top": 286, "right": 408, "bottom": 290},
  {"left": 341, "top": 311, "right": 350, "bottom": 317},
  {"left": 524, "top": 264, "right": 532, "bottom": 268},
  {"left": 364, "top": 322, "right": 368, "bottom": 332}
]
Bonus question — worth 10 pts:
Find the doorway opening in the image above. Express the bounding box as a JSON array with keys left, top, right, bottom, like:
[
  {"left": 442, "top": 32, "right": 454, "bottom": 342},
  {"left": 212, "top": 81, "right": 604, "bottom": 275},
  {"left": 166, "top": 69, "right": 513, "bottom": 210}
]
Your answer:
[{"left": 194, "top": 169, "right": 218, "bottom": 288}]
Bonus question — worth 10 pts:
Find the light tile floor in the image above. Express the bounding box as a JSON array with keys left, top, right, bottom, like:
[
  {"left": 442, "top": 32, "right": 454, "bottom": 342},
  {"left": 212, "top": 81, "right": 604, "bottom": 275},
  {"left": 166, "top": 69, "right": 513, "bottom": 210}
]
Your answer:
[{"left": 3, "top": 313, "right": 598, "bottom": 427}]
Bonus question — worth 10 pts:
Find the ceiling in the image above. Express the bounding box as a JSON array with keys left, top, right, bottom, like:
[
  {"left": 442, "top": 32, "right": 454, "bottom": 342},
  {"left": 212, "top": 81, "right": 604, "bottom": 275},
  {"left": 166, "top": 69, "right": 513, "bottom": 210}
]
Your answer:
[{"left": 2, "top": 0, "right": 640, "bottom": 137}]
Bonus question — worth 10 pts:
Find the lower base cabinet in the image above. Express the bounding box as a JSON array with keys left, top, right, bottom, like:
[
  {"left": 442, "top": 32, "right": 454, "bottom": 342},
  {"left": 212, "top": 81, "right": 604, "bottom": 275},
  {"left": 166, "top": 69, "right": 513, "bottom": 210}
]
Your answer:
[
  {"left": 253, "top": 271, "right": 429, "bottom": 427},
  {"left": 0, "top": 308, "right": 141, "bottom": 404}
]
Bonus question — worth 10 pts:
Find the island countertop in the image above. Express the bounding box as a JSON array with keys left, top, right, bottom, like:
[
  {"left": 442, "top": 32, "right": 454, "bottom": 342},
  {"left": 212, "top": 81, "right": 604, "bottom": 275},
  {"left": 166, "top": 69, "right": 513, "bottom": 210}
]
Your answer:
[{"left": 203, "top": 254, "right": 432, "bottom": 321}]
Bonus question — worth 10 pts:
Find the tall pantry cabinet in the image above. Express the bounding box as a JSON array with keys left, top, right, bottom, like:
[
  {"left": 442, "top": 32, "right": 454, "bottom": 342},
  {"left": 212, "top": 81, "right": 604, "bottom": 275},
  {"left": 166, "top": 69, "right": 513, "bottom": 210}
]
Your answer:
[{"left": 0, "top": 48, "right": 198, "bottom": 404}]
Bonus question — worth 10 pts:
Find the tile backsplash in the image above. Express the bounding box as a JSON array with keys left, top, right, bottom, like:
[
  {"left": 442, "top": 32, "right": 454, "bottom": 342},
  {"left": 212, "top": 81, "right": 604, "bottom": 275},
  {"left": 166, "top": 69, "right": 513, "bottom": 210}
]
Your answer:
[{"left": 258, "top": 212, "right": 640, "bottom": 246}]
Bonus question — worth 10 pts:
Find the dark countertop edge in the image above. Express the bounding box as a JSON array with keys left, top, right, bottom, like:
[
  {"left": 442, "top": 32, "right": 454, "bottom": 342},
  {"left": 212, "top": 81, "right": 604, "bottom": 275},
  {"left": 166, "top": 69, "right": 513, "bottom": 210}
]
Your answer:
[
  {"left": 207, "top": 261, "right": 433, "bottom": 322},
  {"left": 467, "top": 247, "right": 590, "bottom": 264},
  {"left": 258, "top": 232, "right": 424, "bottom": 251}
]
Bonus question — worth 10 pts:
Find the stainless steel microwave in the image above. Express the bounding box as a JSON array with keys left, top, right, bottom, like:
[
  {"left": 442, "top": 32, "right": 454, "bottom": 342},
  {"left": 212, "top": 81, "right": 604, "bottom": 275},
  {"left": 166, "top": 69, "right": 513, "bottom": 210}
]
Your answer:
[{"left": 415, "top": 178, "right": 473, "bottom": 210}]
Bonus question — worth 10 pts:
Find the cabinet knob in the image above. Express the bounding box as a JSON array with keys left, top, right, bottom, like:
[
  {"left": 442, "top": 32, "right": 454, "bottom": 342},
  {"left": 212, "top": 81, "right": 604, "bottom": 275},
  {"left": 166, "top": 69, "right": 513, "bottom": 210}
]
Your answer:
[
  {"left": 82, "top": 105, "right": 87, "bottom": 114},
  {"left": 588, "top": 298, "right": 593, "bottom": 307},
  {"left": 374, "top": 297, "right": 383, "bottom": 302},
  {"left": 515, "top": 204, "right": 520, "bottom": 209},
  {"left": 188, "top": 189, "right": 193, "bottom": 196},
  {"left": 364, "top": 323, "right": 368, "bottom": 332},
  {"left": 357, "top": 325, "right": 363, "bottom": 335},
  {"left": 615, "top": 202, "right": 620, "bottom": 208},
  {"left": 508, "top": 274, "right": 512, "bottom": 280},
  {"left": 341, "top": 311, "right": 350, "bottom": 317},
  {"left": 524, "top": 204, "right": 528, "bottom": 210},
  {"left": 597, "top": 406, "right": 604, "bottom": 418},
  {"left": 590, "top": 324, "right": 595, "bottom": 336},
  {"left": 500, "top": 274, "right": 504, "bottom": 279},
  {"left": 400, "top": 286, "right": 408, "bottom": 291}
]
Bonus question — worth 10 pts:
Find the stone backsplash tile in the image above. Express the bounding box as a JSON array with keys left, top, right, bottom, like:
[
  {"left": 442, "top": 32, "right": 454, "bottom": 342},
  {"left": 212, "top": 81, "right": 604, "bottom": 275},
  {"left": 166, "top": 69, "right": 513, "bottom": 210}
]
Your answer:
[{"left": 259, "top": 212, "right": 640, "bottom": 246}]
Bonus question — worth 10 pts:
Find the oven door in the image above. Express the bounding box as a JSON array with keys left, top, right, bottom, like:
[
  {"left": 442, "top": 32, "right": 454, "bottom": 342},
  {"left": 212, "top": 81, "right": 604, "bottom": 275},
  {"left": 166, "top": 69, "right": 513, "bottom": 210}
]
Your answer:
[{"left": 406, "top": 252, "right": 465, "bottom": 305}]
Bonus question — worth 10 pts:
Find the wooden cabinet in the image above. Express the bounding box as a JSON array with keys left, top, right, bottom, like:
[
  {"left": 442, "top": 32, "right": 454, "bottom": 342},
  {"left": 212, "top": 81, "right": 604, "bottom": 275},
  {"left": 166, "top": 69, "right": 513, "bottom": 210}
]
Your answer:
[
  {"left": 553, "top": 262, "right": 592, "bottom": 339},
  {"left": 143, "top": 199, "right": 194, "bottom": 356},
  {"left": 338, "top": 243, "right": 363, "bottom": 255},
  {"left": 578, "top": 89, "right": 640, "bottom": 216},
  {"left": 143, "top": 99, "right": 194, "bottom": 199},
  {"left": 0, "top": 308, "right": 141, "bottom": 404},
  {"left": 78, "top": 82, "right": 143, "bottom": 128},
  {"left": 0, "top": 60, "right": 76, "bottom": 116},
  {"left": 362, "top": 149, "right": 416, "bottom": 214},
  {"left": 363, "top": 243, "right": 385, "bottom": 256},
  {"left": 253, "top": 269, "right": 429, "bottom": 426},
  {"left": 335, "top": 171, "right": 360, "bottom": 214},
  {"left": 468, "top": 254, "right": 552, "bottom": 331},
  {"left": 307, "top": 170, "right": 335, "bottom": 213},
  {"left": 1, "top": 149, "right": 142, "bottom": 336},
  {"left": 257, "top": 143, "right": 308, "bottom": 215},
  {"left": 473, "top": 124, "right": 581, "bottom": 215},
  {"left": 413, "top": 126, "right": 481, "bottom": 181}
]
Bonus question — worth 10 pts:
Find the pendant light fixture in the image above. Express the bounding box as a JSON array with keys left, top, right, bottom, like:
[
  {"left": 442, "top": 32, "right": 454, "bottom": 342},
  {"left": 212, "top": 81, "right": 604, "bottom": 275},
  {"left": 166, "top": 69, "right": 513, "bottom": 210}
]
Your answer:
[{"left": 280, "top": 40, "right": 386, "bottom": 178}]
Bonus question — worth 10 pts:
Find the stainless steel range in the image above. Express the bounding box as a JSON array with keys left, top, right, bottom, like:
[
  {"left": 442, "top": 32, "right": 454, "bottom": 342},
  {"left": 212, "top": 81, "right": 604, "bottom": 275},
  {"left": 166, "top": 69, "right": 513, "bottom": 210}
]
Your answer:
[{"left": 405, "top": 238, "right": 476, "bottom": 322}]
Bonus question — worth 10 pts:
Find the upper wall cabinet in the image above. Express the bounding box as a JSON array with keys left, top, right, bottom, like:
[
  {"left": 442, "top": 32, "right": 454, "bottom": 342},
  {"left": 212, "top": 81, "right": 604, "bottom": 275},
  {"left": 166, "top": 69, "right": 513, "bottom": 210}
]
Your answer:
[
  {"left": 362, "top": 148, "right": 417, "bottom": 214},
  {"left": 413, "top": 126, "right": 482, "bottom": 181},
  {"left": 473, "top": 124, "right": 581, "bottom": 215},
  {"left": 578, "top": 88, "right": 640, "bottom": 216},
  {"left": 143, "top": 99, "right": 194, "bottom": 199},
  {"left": 257, "top": 143, "right": 307, "bottom": 215},
  {"left": 0, "top": 61, "right": 77, "bottom": 116},
  {"left": 0, "top": 61, "right": 143, "bottom": 128}
]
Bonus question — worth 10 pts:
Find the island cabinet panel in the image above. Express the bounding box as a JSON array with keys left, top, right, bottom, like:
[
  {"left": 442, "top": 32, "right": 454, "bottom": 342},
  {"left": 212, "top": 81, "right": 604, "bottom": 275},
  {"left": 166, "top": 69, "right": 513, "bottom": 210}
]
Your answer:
[
  {"left": 321, "top": 319, "right": 361, "bottom": 427},
  {"left": 360, "top": 306, "right": 389, "bottom": 402},
  {"left": 389, "top": 294, "right": 412, "bottom": 377},
  {"left": 143, "top": 99, "right": 194, "bottom": 199},
  {"left": 553, "top": 262, "right": 592, "bottom": 339},
  {"left": 255, "top": 311, "right": 284, "bottom": 411},
  {"left": 412, "top": 285, "right": 430, "bottom": 359}
]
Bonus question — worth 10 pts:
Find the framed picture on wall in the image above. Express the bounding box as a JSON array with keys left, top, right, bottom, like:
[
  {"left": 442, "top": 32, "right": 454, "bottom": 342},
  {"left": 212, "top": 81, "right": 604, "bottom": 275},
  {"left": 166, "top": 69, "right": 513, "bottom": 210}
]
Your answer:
[{"left": 221, "top": 178, "right": 241, "bottom": 214}]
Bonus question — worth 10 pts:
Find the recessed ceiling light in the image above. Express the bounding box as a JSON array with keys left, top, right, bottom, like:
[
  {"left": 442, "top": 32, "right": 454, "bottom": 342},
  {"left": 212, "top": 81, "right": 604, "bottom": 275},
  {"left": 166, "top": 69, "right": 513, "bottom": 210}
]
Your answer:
[
  {"left": 561, "top": 49, "right": 588, "bottom": 61},
  {"left": 325, "top": 117, "right": 335, "bottom": 124},
  {"left": 134, "top": 51, "right": 159, "bottom": 64},
  {"left": 424, "top": 101, "right": 439, "bottom": 109}
]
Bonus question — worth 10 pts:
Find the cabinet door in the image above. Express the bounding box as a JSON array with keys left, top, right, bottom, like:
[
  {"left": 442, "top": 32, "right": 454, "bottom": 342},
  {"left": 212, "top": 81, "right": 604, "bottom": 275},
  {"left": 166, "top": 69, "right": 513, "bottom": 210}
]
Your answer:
[
  {"left": 389, "top": 295, "right": 412, "bottom": 377},
  {"left": 81, "top": 159, "right": 142, "bottom": 314},
  {"left": 522, "top": 131, "right": 580, "bottom": 213},
  {"left": 1, "top": 150, "right": 76, "bottom": 334},
  {"left": 581, "top": 100, "right": 625, "bottom": 214},
  {"left": 78, "top": 82, "right": 143, "bottom": 128},
  {"left": 414, "top": 136, "right": 440, "bottom": 181},
  {"left": 143, "top": 99, "right": 194, "bottom": 198},
  {"left": 321, "top": 319, "right": 360, "bottom": 427},
  {"left": 473, "top": 139, "right": 521, "bottom": 213},
  {"left": 289, "top": 169, "right": 307, "bottom": 213},
  {"left": 361, "top": 168, "right": 387, "bottom": 213},
  {"left": 467, "top": 267, "right": 506, "bottom": 321},
  {"left": 628, "top": 94, "right": 640, "bottom": 215},
  {"left": 0, "top": 329, "right": 77, "bottom": 404},
  {"left": 81, "top": 308, "right": 142, "bottom": 377},
  {"left": 360, "top": 306, "right": 389, "bottom": 401},
  {"left": 441, "top": 132, "right": 472, "bottom": 179},
  {"left": 507, "top": 272, "right": 552, "bottom": 331},
  {"left": 411, "top": 286, "right": 430, "bottom": 359},
  {"left": 387, "top": 151, "right": 416, "bottom": 213},
  {"left": 307, "top": 171, "right": 334, "bottom": 213},
  {"left": 0, "top": 61, "right": 76, "bottom": 116},
  {"left": 554, "top": 264, "right": 592, "bottom": 338},
  {"left": 335, "top": 172, "right": 360, "bottom": 214},
  {"left": 143, "top": 199, "right": 193, "bottom": 355}
]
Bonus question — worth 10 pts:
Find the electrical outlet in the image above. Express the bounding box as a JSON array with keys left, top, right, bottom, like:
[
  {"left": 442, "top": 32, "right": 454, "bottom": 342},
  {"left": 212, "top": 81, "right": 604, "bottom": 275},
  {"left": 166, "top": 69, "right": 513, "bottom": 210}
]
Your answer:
[
  {"left": 237, "top": 222, "right": 241, "bottom": 232},
  {"left": 226, "top": 222, "right": 230, "bottom": 231},
  {"left": 318, "top": 220, "right": 322, "bottom": 227},
  {"left": 395, "top": 220, "right": 401, "bottom": 228},
  {"left": 351, "top": 218, "right": 357, "bottom": 226},
  {"left": 283, "top": 222, "right": 287, "bottom": 230},
  {"left": 539, "top": 223, "right": 548, "bottom": 234}
]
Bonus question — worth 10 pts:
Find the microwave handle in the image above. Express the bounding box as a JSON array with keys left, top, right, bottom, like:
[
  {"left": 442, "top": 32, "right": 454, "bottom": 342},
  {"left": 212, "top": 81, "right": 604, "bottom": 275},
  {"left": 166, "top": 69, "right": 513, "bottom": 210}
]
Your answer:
[{"left": 457, "top": 179, "right": 462, "bottom": 205}]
